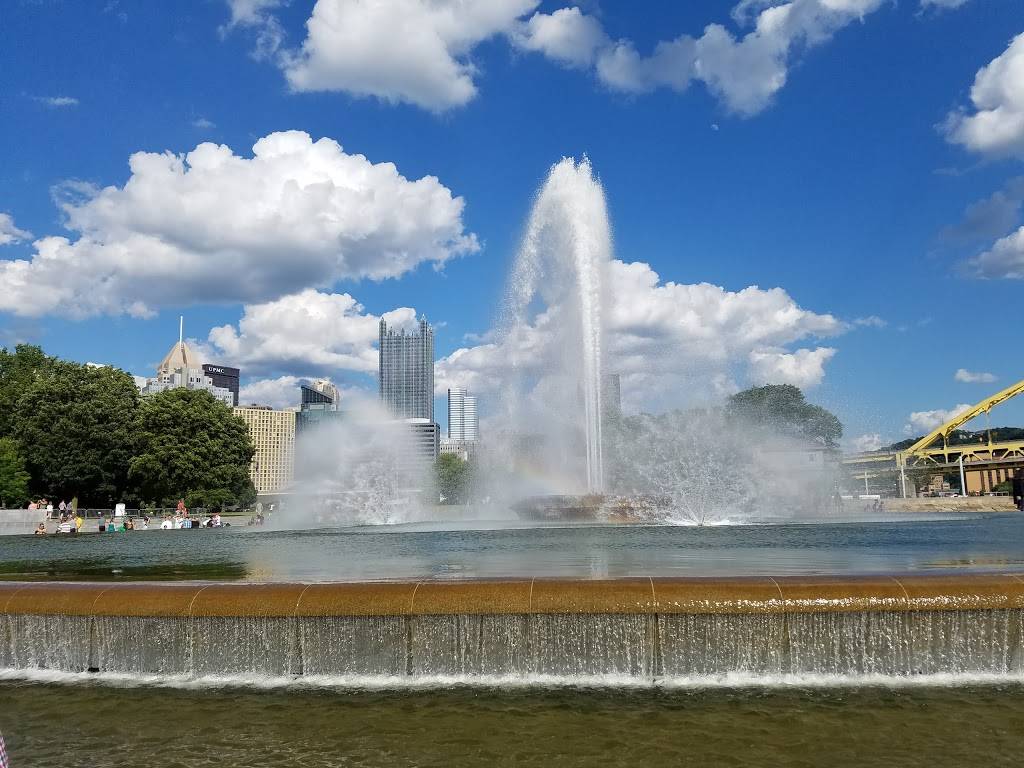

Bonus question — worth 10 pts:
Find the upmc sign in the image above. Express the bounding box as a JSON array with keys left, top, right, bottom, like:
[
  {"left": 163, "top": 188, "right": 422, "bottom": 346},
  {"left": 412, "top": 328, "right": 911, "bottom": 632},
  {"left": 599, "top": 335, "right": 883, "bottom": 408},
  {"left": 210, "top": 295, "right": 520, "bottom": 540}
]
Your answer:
[{"left": 203, "top": 365, "right": 239, "bottom": 377}]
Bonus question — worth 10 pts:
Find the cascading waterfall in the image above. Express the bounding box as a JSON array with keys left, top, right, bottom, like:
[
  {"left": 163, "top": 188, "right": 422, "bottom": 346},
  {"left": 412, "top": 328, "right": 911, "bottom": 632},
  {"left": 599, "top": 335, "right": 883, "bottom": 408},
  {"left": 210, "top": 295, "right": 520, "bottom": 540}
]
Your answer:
[
  {"left": 6, "top": 609, "right": 1024, "bottom": 683},
  {"left": 502, "top": 157, "right": 610, "bottom": 492}
]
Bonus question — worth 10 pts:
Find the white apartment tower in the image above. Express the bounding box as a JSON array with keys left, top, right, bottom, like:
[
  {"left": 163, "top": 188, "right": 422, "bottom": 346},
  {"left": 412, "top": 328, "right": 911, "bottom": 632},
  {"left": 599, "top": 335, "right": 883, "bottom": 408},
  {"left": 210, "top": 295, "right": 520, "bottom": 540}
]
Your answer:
[{"left": 447, "top": 387, "right": 479, "bottom": 441}]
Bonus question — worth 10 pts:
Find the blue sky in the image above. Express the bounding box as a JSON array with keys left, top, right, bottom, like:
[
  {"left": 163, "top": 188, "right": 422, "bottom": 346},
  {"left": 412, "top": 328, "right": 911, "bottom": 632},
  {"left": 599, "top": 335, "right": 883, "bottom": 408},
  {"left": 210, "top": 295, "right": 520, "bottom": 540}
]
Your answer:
[{"left": 1, "top": 0, "right": 1023, "bottom": 446}]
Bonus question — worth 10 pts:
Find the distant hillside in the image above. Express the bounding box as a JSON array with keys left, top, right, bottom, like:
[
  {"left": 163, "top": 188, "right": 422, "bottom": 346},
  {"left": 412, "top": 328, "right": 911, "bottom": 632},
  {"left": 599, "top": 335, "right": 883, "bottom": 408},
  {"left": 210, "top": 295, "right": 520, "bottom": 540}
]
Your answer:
[{"left": 884, "top": 427, "right": 1024, "bottom": 453}]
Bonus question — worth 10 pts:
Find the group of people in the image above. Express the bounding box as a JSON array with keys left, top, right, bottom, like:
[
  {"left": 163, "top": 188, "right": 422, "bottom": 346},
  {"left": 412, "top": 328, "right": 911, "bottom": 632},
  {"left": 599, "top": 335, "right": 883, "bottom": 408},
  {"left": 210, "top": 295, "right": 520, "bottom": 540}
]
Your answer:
[
  {"left": 33, "top": 509, "right": 85, "bottom": 535},
  {"left": 32, "top": 499, "right": 230, "bottom": 534},
  {"left": 158, "top": 510, "right": 225, "bottom": 529},
  {"left": 34, "top": 512, "right": 142, "bottom": 534},
  {"left": 27, "top": 498, "right": 62, "bottom": 515},
  {"left": 97, "top": 516, "right": 143, "bottom": 532}
]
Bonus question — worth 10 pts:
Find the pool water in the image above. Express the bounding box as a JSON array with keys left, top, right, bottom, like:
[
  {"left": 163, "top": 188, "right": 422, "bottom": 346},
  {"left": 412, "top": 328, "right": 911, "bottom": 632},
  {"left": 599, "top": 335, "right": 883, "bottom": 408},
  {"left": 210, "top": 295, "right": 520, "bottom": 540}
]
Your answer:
[
  {"left": 2, "top": 679, "right": 1024, "bottom": 767},
  {"left": 2, "top": 513, "right": 1023, "bottom": 582}
]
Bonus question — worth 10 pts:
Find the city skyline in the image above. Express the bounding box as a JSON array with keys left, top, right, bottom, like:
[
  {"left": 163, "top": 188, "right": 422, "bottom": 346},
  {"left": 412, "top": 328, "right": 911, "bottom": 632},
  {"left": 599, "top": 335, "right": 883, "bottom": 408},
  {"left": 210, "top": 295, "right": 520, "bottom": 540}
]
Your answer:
[{"left": 2, "top": 2, "right": 1024, "bottom": 446}]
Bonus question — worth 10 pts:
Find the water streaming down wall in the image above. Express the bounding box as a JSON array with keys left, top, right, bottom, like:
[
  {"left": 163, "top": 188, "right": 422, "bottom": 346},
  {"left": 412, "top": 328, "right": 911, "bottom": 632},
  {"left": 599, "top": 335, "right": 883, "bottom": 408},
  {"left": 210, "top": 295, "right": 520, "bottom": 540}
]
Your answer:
[{"left": 6, "top": 577, "right": 1024, "bottom": 684}]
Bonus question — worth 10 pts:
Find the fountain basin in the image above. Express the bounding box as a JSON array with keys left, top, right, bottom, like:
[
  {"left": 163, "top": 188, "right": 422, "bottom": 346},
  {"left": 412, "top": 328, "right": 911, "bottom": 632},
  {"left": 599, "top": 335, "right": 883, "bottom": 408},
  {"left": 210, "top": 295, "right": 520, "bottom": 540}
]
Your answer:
[
  {"left": 4, "top": 575, "right": 1024, "bottom": 682},
  {"left": 5, "top": 575, "right": 1024, "bottom": 616}
]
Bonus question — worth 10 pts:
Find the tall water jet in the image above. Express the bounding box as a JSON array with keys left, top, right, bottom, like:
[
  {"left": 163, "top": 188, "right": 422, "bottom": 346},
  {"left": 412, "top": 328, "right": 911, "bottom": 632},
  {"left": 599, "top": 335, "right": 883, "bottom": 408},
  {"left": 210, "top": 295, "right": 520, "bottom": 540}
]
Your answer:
[{"left": 502, "top": 157, "right": 611, "bottom": 493}]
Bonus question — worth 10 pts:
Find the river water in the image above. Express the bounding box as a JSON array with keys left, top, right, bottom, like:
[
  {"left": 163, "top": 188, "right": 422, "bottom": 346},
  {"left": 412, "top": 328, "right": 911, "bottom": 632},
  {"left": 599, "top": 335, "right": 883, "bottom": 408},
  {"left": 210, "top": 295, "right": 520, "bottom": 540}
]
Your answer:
[
  {"left": 2, "top": 513, "right": 1024, "bottom": 581},
  {"left": 2, "top": 679, "right": 1024, "bottom": 767}
]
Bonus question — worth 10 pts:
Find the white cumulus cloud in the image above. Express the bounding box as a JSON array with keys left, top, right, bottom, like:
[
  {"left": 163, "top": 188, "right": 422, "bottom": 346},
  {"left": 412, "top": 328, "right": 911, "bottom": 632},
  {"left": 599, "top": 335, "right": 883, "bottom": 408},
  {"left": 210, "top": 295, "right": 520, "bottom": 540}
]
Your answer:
[
  {"left": 905, "top": 403, "right": 973, "bottom": 435},
  {"left": 850, "top": 433, "right": 884, "bottom": 452},
  {"left": 203, "top": 289, "right": 417, "bottom": 377},
  {"left": 232, "top": 0, "right": 963, "bottom": 116},
  {"left": 946, "top": 32, "right": 1024, "bottom": 158},
  {"left": 238, "top": 375, "right": 302, "bottom": 409},
  {"left": 517, "top": 0, "right": 889, "bottom": 116},
  {"left": 510, "top": 6, "right": 608, "bottom": 69},
  {"left": 437, "top": 258, "right": 843, "bottom": 413},
  {"left": 967, "top": 225, "right": 1024, "bottom": 279},
  {"left": 0, "top": 131, "right": 477, "bottom": 318},
  {"left": 282, "top": 0, "right": 538, "bottom": 111},
  {"left": 954, "top": 368, "right": 997, "bottom": 383},
  {"left": 0, "top": 214, "right": 31, "bottom": 246},
  {"left": 748, "top": 347, "right": 836, "bottom": 389}
]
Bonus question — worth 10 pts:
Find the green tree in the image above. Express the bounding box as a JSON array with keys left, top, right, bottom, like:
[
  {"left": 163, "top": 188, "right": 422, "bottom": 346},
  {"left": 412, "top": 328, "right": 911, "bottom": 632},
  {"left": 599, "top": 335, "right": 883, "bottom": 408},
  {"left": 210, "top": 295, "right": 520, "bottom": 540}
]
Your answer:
[
  {"left": 726, "top": 384, "right": 843, "bottom": 447},
  {"left": 0, "top": 344, "right": 54, "bottom": 438},
  {"left": 435, "top": 453, "right": 472, "bottom": 504},
  {"left": 13, "top": 361, "right": 140, "bottom": 506},
  {"left": 0, "top": 437, "right": 31, "bottom": 508},
  {"left": 130, "top": 388, "right": 256, "bottom": 509}
]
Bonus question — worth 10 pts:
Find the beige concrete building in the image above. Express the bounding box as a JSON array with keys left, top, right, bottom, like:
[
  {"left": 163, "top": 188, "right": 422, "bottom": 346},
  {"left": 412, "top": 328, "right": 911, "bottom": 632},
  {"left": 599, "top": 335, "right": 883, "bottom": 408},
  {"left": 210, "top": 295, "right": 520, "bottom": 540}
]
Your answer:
[{"left": 234, "top": 406, "right": 296, "bottom": 495}]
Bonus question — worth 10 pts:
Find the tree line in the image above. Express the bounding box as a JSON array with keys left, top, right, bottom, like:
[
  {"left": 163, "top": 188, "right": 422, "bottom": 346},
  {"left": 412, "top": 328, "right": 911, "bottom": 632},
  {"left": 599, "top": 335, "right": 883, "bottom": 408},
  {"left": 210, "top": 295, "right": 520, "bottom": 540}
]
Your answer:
[{"left": 0, "top": 344, "right": 256, "bottom": 510}]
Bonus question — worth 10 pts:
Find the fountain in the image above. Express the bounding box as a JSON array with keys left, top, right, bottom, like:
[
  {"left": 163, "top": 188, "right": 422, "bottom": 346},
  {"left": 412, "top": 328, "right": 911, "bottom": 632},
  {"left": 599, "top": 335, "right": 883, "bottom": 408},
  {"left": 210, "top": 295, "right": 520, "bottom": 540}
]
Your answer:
[
  {"left": 500, "top": 157, "right": 609, "bottom": 495},
  {"left": 492, "top": 158, "right": 839, "bottom": 524},
  {"left": 4, "top": 576, "right": 1024, "bottom": 681},
  {"left": 3, "top": 158, "right": 1023, "bottom": 692}
]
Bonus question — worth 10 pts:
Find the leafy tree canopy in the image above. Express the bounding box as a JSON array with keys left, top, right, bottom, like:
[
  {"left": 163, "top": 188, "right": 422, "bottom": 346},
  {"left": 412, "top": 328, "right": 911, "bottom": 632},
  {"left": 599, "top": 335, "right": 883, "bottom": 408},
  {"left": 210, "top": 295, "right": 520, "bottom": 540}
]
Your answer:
[
  {"left": 435, "top": 453, "right": 472, "bottom": 505},
  {"left": 13, "top": 361, "right": 140, "bottom": 506},
  {"left": 129, "top": 388, "right": 255, "bottom": 509},
  {"left": 725, "top": 384, "right": 843, "bottom": 448},
  {"left": 0, "top": 437, "right": 31, "bottom": 508},
  {"left": 0, "top": 344, "right": 54, "bottom": 439}
]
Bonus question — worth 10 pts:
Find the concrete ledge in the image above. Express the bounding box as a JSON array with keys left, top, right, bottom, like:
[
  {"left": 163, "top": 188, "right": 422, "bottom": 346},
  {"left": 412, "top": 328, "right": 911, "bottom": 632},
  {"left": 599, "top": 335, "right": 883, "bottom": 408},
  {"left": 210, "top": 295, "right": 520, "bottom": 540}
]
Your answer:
[{"left": 4, "top": 574, "right": 1024, "bottom": 617}]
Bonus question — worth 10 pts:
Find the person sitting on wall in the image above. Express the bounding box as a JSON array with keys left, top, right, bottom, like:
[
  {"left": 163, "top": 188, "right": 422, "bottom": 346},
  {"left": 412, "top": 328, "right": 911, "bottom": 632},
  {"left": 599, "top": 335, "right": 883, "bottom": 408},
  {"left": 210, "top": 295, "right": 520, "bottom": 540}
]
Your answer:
[{"left": 160, "top": 515, "right": 173, "bottom": 530}]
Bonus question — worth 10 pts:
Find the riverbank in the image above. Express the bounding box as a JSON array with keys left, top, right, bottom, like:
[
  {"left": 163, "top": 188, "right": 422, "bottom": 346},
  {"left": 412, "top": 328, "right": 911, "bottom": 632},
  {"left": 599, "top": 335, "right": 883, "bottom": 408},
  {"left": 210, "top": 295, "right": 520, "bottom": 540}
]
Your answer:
[{"left": 886, "top": 498, "right": 1018, "bottom": 513}]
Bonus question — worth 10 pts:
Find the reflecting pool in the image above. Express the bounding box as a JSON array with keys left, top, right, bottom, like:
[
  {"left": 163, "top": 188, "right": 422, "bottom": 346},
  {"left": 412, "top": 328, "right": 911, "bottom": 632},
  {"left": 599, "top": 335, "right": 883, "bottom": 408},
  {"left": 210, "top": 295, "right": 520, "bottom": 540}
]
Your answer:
[
  {"left": 3, "top": 679, "right": 1024, "bottom": 767},
  {"left": 2, "top": 513, "right": 1024, "bottom": 582}
]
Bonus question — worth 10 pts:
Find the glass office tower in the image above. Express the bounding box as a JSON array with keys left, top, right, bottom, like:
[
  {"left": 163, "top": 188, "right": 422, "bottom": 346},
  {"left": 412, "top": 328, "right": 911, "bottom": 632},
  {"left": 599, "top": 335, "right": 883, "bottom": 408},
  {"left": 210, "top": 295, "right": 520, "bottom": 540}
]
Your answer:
[{"left": 379, "top": 317, "right": 434, "bottom": 421}]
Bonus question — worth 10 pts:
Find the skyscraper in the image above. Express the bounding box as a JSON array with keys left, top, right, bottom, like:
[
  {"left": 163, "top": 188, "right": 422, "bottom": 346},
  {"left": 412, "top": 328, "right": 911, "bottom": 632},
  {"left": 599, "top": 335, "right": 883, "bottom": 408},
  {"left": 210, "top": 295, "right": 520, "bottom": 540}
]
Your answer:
[
  {"left": 379, "top": 317, "right": 434, "bottom": 421},
  {"left": 296, "top": 379, "right": 343, "bottom": 434},
  {"left": 448, "top": 387, "right": 479, "bottom": 441},
  {"left": 234, "top": 405, "right": 295, "bottom": 495},
  {"left": 202, "top": 364, "right": 240, "bottom": 406},
  {"left": 139, "top": 317, "right": 234, "bottom": 407}
]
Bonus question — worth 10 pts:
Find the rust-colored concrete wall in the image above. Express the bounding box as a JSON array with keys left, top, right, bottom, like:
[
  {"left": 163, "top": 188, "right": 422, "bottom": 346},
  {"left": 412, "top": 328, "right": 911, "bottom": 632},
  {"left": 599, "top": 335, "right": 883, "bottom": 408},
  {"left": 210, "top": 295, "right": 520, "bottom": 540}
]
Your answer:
[{"left": 2, "top": 574, "right": 1024, "bottom": 617}]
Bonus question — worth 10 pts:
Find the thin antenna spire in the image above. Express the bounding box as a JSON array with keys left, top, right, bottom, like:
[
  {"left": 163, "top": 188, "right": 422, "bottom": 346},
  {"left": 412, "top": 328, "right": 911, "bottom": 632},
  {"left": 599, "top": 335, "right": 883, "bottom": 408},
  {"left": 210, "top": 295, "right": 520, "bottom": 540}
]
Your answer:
[{"left": 179, "top": 315, "right": 183, "bottom": 345}]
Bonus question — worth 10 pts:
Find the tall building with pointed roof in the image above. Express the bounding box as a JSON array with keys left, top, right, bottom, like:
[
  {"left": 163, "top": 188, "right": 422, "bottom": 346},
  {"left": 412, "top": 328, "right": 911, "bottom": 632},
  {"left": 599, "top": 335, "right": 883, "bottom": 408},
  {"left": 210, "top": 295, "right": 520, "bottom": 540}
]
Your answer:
[
  {"left": 138, "top": 316, "right": 234, "bottom": 407},
  {"left": 157, "top": 316, "right": 200, "bottom": 374}
]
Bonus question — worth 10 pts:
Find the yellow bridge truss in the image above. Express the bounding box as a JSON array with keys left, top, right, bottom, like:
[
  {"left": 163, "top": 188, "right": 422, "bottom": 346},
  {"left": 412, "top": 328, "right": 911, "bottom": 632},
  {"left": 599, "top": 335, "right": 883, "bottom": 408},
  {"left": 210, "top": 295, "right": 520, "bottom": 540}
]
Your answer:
[{"left": 844, "top": 377, "right": 1024, "bottom": 491}]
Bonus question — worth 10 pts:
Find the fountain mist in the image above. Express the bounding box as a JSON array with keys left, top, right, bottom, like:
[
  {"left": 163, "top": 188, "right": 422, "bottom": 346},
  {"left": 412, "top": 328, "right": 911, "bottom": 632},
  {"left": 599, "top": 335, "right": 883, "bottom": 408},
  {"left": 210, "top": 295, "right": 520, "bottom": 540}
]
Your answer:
[{"left": 502, "top": 157, "right": 610, "bottom": 493}]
